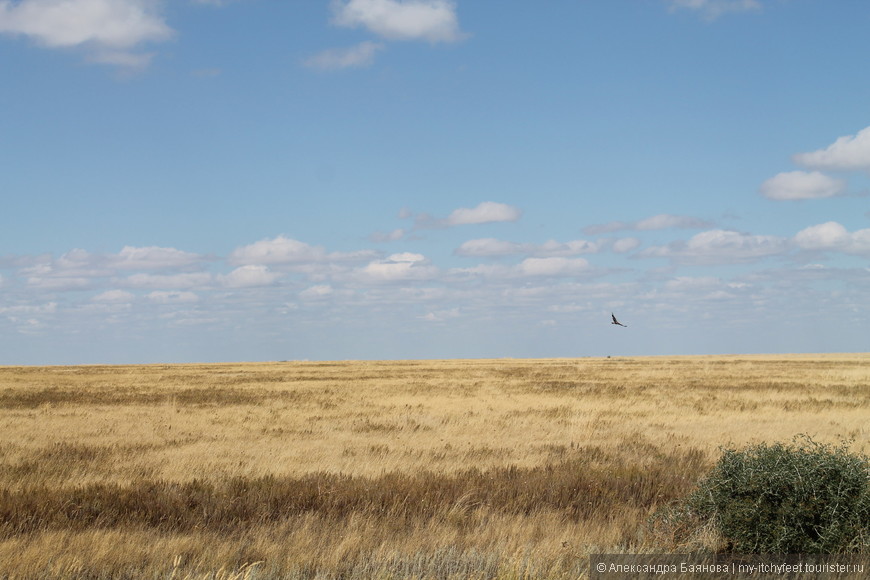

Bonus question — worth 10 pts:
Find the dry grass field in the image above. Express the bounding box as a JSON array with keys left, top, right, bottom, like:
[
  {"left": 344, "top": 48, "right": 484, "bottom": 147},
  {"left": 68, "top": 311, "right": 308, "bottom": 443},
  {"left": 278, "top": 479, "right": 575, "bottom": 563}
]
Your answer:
[{"left": 0, "top": 354, "right": 867, "bottom": 578}]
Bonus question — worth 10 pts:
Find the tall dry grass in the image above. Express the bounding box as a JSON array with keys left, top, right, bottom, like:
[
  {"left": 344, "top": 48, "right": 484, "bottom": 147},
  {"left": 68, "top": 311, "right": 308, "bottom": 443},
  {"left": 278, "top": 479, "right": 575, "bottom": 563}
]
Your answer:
[{"left": 0, "top": 354, "right": 867, "bottom": 578}]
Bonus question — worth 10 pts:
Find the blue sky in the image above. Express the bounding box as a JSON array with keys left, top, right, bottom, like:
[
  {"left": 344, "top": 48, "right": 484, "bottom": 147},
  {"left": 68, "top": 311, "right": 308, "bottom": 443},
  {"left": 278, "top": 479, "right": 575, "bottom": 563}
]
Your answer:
[{"left": 1, "top": 0, "right": 869, "bottom": 364}]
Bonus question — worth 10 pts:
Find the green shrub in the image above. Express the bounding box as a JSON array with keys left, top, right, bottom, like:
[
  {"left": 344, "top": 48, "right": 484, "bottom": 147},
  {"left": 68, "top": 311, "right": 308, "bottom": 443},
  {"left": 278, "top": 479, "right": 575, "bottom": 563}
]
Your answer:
[{"left": 668, "top": 436, "right": 870, "bottom": 554}]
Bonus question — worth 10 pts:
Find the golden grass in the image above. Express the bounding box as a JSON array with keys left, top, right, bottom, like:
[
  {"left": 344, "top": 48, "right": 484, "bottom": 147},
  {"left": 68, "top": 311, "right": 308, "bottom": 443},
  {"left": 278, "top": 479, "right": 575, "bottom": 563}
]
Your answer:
[{"left": 0, "top": 354, "right": 867, "bottom": 578}]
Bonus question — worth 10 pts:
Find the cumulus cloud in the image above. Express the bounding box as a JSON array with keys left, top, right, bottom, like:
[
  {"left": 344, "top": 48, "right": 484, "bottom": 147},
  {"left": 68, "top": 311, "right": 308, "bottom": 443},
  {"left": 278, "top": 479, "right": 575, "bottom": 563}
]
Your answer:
[
  {"left": 635, "top": 214, "right": 713, "bottom": 231},
  {"left": 454, "top": 237, "right": 598, "bottom": 258},
  {"left": 0, "top": 302, "right": 58, "bottom": 315},
  {"left": 383, "top": 251, "right": 424, "bottom": 261},
  {"left": 25, "top": 275, "right": 92, "bottom": 290},
  {"left": 112, "top": 245, "right": 204, "bottom": 270},
  {"left": 354, "top": 252, "right": 438, "bottom": 283},
  {"left": 664, "top": 276, "right": 723, "bottom": 291},
  {"left": 17, "top": 245, "right": 205, "bottom": 287},
  {"left": 92, "top": 289, "right": 134, "bottom": 303},
  {"left": 420, "top": 307, "right": 459, "bottom": 322},
  {"left": 299, "top": 284, "right": 334, "bottom": 300},
  {"left": 303, "top": 41, "right": 383, "bottom": 70},
  {"left": 0, "top": 302, "right": 58, "bottom": 334},
  {"left": 445, "top": 202, "right": 522, "bottom": 226},
  {"left": 611, "top": 237, "right": 641, "bottom": 253},
  {"left": 308, "top": 0, "right": 466, "bottom": 70},
  {"left": 517, "top": 257, "right": 590, "bottom": 277},
  {"left": 331, "top": 0, "right": 464, "bottom": 43},
  {"left": 227, "top": 235, "right": 375, "bottom": 267},
  {"left": 762, "top": 125, "right": 870, "bottom": 201},
  {"left": 146, "top": 290, "right": 199, "bottom": 304},
  {"left": 125, "top": 272, "right": 212, "bottom": 289},
  {"left": 219, "top": 265, "right": 281, "bottom": 288},
  {"left": 20, "top": 248, "right": 108, "bottom": 279},
  {"left": 454, "top": 238, "right": 521, "bottom": 257},
  {"left": 10, "top": 245, "right": 209, "bottom": 294},
  {"left": 667, "top": 0, "right": 761, "bottom": 20},
  {"left": 584, "top": 213, "right": 712, "bottom": 235},
  {"left": 0, "top": 0, "right": 173, "bottom": 67},
  {"left": 639, "top": 229, "right": 788, "bottom": 265},
  {"left": 524, "top": 239, "right": 599, "bottom": 256},
  {"left": 413, "top": 202, "right": 522, "bottom": 229},
  {"left": 793, "top": 222, "right": 870, "bottom": 256},
  {"left": 760, "top": 170, "right": 846, "bottom": 201},
  {"left": 228, "top": 236, "right": 326, "bottom": 266},
  {"left": 658, "top": 276, "right": 753, "bottom": 303},
  {"left": 451, "top": 256, "right": 591, "bottom": 279},
  {"left": 793, "top": 126, "right": 870, "bottom": 172}
]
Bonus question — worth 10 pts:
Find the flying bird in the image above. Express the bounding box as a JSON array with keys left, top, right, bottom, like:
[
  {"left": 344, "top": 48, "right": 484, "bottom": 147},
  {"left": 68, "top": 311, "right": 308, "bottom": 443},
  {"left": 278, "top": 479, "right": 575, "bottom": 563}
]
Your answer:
[{"left": 611, "top": 313, "right": 627, "bottom": 327}]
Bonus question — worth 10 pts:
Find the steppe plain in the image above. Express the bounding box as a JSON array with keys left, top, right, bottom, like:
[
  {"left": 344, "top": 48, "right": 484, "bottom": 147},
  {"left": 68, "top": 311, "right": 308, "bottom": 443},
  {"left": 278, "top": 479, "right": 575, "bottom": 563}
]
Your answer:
[{"left": 0, "top": 354, "right": 867, "bottom": 578}]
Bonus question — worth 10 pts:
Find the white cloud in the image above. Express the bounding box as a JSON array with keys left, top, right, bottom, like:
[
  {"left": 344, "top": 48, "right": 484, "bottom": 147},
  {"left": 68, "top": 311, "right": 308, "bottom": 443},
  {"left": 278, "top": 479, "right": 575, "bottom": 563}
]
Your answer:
[
  {"left": 15, "top": 246, "right": 204, "bottom": 285},
  {"left": 444, "top": 202, "right": 522, "bottom": 226},
  {"left": 535, "top": 239, "right": 599, "bottom": 256},
  {"left": 409, "top": 202, "right": 523, "bottom": 229},
  {"left": 0, "top": 0, "right": 173, "bottom": 67},
  {"left": 9, "top": 245, "right": 211, "bottom": 297},
  {"left": 611, "top": 237, "right": 641, "bottom": 253},
  {"left": 146, "top": 290, "right": 199, "bottom": 304},
  {"left": 228, "top": 236, "right": 327, "bottom": 266},
  {"left": 517, "top": 257, "right": 590, "bottom": 277},
  {"left": 26, "top": 276, "right": 92, "bottom": 290},
  {"left": 449, "top": 263, "right": 509, "bottom": 278},
  {"left": 299, "top": 284, "right": 334, "bottom": 300},
  {"left": 584, "top": 213, "right": 712, "bottom": 235},
  {"left": 794, "top": 222, "right": 870, "bottom": 256},
  {"left": 0, "top": 302, "right": 58, "bottom": 316},
  {"left": 227, "top": 235, "right": 376, "bottom": 267},
  {"left": 667, "top": 0, "right": 761, "bottom": 20},
  {"left": 355, "top": 252, "right": 438, "bottom": 283},
  {"left": 454, "top": 237, "right": 599, "bottom": 258},
  {"left": 0, "top": 301, "right": 58, "bottom": 334},
  {"left": 303, "top": 41, "right": 383, "bottom": 70},
  {"left": 388, "top": 252, "right": 425, "bottom": 262},
  {"left": 639, "top": 229, "right": 788, "bottom": 264},
  {"left": 451, "top": 256, "right": 591, "bottom": 279},
  {"left": 125, "top": 272, "right": 212, "bottom": 289},
  {"left": 635, "top": 214, "right": 712, "bottom": 230},
  {"left": 454, "top": 238, "right": 522, "bottom": 257},
  {"left": 92, "top": 289, "right": 134, "bottom": 303},
  {"left": 420, "top": 307, "right": 459, "bottom": 322},
  {"left": 331, "top": 0, "right": 464, "bottom": 43},
  {"left": 45, "top": 249, "right": 108, "bottom": 274},
  {"left": 657, "top": 276, "right": 753, "bottom": 304},
  {"left": 759, "top": 170, "right": 846, "bottom": 201},
  {"left": 219, "top": 265, "right": 281, "bottom": 288},
  {"left": 664, "top": 276, "right": 722, "bottom": 291},
  {"left": 112, "top": 245, "right": 204, "bottom": 270},
  {"left": 16, "top": 250, "right": 103, "bottom": 290},
  {"left": 792, "top": 126, "right": 870, "bottom": 172}
]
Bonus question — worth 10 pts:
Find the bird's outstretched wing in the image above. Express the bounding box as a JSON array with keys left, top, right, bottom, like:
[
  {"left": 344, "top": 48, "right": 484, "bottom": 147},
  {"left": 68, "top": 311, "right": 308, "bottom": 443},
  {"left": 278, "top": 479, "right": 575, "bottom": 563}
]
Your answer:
[{"left": 611, "top": 313, "right": 627, "bottom": 327}]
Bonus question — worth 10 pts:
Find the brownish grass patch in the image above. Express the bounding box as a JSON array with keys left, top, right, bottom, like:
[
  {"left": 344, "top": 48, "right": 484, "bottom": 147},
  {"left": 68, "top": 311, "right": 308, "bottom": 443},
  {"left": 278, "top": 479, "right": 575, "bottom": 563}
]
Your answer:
[{"left": 0, "top": 354, "right": 867, "bottom": 578}]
